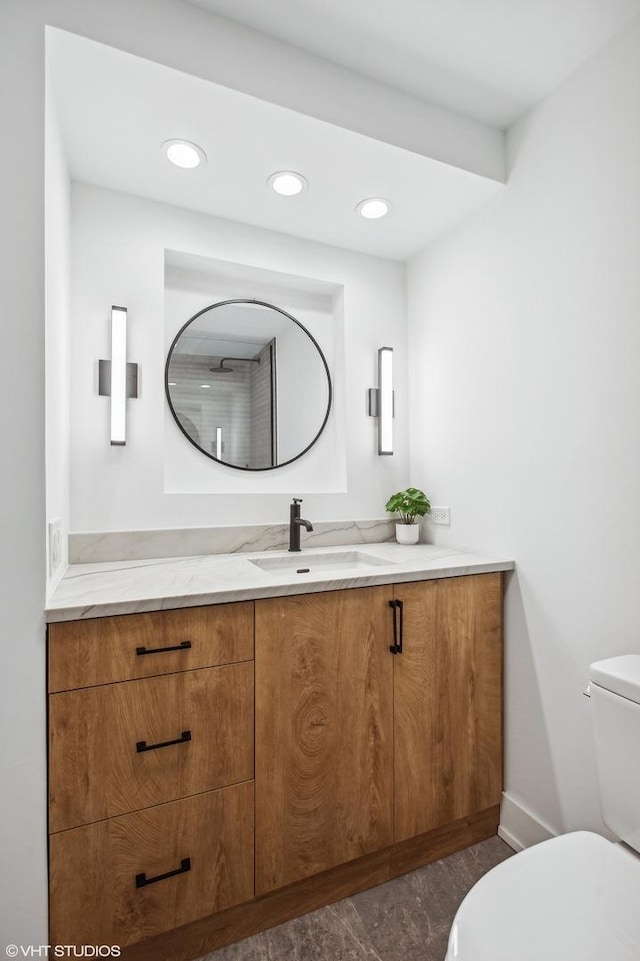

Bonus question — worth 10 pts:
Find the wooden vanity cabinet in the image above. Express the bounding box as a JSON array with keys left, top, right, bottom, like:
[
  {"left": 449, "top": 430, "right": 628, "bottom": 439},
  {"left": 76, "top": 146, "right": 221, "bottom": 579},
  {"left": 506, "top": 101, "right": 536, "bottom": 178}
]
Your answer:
[
  {"left": 47, "top": 602, "right": 255, "bottom": 949},
  {"left": 255, "top": 573, "right": 503, "bottom": 894},
  {"left": 47, "top": 573, "right": 503, "bottom": 957}
]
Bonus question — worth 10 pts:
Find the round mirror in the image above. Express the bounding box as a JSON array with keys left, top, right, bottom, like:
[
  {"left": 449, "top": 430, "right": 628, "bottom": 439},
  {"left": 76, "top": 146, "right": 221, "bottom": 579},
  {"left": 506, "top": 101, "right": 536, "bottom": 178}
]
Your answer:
[{"left": 165, "top": 299, "right": 332, "bottom": 470}]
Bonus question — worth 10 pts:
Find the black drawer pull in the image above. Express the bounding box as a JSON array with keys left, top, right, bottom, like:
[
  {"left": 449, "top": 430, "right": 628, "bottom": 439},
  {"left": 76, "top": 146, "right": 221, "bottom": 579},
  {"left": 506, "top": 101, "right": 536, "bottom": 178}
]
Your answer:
[
  {"left": 136, "top": 730, "right": 192, "bottom": 753},
  {"left": 389, "top": 599, "right": 404, "bottom": 654},
  {"left": 136, "top": 640, "right": 192, "bottom": 656},
  {"left": 135, "top": 857, "right": 191, "bottom": 889}
]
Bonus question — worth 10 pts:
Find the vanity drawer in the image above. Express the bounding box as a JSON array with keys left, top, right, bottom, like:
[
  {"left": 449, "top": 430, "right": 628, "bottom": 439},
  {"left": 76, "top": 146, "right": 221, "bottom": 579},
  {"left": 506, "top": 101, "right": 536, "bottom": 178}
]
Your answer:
[
  {"left": 49, "top": 781, "right": 254, "bottom": 948},
  {"left": 48, "top": 601, "right": 254, "bottom": 691},
  {"left": 49, "top": 662, "right": 254, "bottom": 832}
]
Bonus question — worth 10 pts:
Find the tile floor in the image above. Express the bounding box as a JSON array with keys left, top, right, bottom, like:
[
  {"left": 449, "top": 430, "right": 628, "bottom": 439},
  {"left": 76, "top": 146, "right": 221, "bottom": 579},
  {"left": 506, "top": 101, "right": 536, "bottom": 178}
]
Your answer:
[{"left": 202, "top": 836, "right": 513, "bottom": 961}]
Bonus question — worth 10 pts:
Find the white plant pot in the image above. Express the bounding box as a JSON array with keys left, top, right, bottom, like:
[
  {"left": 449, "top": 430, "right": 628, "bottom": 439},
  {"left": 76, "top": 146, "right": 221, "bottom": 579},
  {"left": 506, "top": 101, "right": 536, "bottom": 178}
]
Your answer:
[{"left": 395, "top": 522, "right": 420, "bottom": 545}]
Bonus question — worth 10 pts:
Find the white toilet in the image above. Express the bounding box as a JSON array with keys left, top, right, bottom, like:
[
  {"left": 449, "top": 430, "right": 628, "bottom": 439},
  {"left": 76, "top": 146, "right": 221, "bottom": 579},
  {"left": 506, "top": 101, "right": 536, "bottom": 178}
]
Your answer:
[{"left": 445, "top": 655, "right": 640, "bottom": 960}]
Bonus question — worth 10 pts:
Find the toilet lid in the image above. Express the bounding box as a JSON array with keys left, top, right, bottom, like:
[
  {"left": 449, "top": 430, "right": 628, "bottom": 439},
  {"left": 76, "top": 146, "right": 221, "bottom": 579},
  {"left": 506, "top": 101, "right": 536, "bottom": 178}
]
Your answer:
[{"left": 447, "top": 832, "right": 640, "bottom": 961}]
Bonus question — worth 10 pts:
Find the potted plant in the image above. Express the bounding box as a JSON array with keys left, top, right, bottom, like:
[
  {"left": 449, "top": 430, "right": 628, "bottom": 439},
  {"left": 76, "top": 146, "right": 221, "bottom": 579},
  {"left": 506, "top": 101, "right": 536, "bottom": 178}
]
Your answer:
[{"left": 385, "top": 487, "right": 431, "bottom": 544}]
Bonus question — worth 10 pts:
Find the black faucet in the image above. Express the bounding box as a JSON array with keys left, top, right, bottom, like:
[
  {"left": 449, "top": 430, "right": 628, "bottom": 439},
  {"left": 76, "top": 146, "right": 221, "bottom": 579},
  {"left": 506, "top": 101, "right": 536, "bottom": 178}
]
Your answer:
[{"left": 289, "top": 498, "right": 314, "bottom": 552}]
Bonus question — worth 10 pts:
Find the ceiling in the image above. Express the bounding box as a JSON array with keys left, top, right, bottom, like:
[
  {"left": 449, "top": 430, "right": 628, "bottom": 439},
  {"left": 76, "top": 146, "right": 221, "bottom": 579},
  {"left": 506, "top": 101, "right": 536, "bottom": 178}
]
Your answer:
[
  {"left": 50, "top": 3, "right": 640, "bottom": 262},
  {"left": 48, "top": 29, "right": 502, "bottom": 261},
  {"left": 186, "top": 0, "right": 640, "bottom": 127}
]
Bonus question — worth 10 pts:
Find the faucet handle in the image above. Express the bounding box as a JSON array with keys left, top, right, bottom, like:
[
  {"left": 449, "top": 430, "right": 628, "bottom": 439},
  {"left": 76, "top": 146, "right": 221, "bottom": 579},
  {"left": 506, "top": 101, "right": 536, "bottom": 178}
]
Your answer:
[{"left": 292, "top": 497, "right": 303, "bottom": 504}]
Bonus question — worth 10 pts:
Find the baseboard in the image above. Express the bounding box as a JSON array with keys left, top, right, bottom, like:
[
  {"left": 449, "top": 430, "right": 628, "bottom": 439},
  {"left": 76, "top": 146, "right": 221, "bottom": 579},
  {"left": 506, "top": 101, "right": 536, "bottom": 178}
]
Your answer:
[{"left": 499, "top": 792, "right": 556, "bottom": 851}]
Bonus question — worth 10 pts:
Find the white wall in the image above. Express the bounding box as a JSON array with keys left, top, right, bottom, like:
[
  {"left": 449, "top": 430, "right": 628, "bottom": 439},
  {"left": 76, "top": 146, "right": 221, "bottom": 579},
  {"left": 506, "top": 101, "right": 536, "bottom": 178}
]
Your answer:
[
  {"left": 408, "top": 19, "right": 640, "bottom": 845},
  {"left": 45, "top": 66, "right": 71, "bottom": 589},
  {"left": 0, "top": 2, "right": 48, "bottom": 948},
  {"left": 70, "top": 183, "right": 408, "bottom": 531}
]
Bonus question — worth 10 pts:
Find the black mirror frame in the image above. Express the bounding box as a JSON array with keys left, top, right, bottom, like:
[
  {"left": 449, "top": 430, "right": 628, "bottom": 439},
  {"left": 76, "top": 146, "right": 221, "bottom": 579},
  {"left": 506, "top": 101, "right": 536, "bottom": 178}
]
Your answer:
[{"left": 165, "top": 298, "right": 333, "bottom": 471}]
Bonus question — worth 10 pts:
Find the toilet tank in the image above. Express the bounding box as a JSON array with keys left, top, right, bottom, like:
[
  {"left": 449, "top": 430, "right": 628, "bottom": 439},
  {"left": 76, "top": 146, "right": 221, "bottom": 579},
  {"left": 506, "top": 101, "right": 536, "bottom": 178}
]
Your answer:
[{"left": 590, "top": 655, "right": 640, "bottom": 853}]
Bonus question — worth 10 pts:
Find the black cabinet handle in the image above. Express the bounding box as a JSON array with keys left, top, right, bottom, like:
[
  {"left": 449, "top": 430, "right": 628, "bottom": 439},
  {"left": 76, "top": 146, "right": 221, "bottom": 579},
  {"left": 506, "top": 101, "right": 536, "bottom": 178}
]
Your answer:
[
  {"left": 136, "top": 640, "right": 192, "bottom": 656},
  {"left": 136, "top": 730, "right": 192, "bottom": 753},
  {"left": 135, "top": 857, "right": 191, "bottom": 889},
  {"left": 389, "top": 599, "right": 404, "bottom": 654}
]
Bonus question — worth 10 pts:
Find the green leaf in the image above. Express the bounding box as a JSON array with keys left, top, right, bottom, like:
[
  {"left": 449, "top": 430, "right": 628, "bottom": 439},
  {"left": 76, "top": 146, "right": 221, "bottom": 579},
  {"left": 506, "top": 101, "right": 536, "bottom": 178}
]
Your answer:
[{"left": 384, "top": 487, "right": 431, "bottom": 523}]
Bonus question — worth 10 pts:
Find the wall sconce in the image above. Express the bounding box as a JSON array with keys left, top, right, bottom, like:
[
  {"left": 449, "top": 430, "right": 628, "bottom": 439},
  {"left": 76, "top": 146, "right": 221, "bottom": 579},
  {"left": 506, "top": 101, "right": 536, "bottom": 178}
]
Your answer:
[
  {"left": 368, "top": 346, "right": 394, "bottom": 455},
  {"left": 98, "top": 306, "right": 139, "bottom": 445}
]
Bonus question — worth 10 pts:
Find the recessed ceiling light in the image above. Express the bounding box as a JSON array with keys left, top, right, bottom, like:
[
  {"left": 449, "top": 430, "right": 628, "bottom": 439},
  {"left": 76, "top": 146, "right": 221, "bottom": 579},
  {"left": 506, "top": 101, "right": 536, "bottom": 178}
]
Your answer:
[
  {"left": 267, "top": 171, "right": 308, "bottom": 196},
  {"left": 200, "top": 384, "right": 211, "bottom": 389},
  {"left": 356, "top": 198, "right": 392, "bottom": 220},
  {"left": 162, "top": 140, "right": 206, "bottom": 169}
]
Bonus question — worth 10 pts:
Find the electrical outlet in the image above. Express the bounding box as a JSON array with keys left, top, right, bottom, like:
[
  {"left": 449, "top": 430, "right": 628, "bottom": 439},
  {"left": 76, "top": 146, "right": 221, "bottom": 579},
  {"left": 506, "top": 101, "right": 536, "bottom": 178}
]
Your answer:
[
  {"left": 48, "top": 519, "right": 62, "bottom": 575},
  {"left": 430, "top": 507, "right": 451, "bottom": 525}
]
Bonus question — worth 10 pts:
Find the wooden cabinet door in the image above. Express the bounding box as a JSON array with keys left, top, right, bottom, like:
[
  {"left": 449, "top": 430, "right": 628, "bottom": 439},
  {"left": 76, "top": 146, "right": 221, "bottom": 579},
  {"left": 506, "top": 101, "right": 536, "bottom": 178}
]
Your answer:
[
  {"left": 393, "top": 573, "right": 503, "bottom": 842},
  {"left": 255, "top": 587, "right": 393, "bottom": 895}
]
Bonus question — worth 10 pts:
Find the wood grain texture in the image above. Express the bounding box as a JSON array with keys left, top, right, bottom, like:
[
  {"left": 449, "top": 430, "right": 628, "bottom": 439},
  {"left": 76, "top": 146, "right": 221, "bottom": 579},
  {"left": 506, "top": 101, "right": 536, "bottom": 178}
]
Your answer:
[
  {"left": 255, "top": 588, "right": 394, "bottom": 895},
  {"left": 48, "top": 602, "right": 254, "bottom": 692},
  {"left": 473, "top": 573, "right": 504, "bottom": 810},
  {"left": 119, "top": 806, "right": 500, "bottom": 961},
  {"left": 388, "top": 803, "right": 500, "bottom": 878},
  {"left": 392, "top": 580, "right": 437, "bottom": 842},
  {"left": 49, "top": 781, "right": 254, "bottom": 948},
  {"left": 49, "top": 662, "right": 254, "bottom": 832},
  {"left": 394, "top": 574, "right": 503, "bottom": 842}
]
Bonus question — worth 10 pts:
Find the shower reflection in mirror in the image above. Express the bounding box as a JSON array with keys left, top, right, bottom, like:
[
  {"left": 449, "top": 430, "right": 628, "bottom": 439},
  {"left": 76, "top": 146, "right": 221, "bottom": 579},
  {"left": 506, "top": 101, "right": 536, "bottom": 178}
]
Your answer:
[{"left": 165, "top": 300, "right": 331, "bottom": 471}]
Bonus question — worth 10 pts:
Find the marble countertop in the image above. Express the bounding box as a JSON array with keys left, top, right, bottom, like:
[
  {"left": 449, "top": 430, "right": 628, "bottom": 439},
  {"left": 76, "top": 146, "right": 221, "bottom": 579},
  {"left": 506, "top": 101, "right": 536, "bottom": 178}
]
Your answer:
[{"left": 46, "top": 542, "right": 515, "bottom": 622}]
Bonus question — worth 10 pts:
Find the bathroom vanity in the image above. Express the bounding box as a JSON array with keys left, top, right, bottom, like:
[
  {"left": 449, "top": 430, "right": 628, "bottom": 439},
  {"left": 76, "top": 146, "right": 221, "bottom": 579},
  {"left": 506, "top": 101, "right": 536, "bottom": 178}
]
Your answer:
[{"left": 45, "top": 543, "right": 513, "bottom": 959}]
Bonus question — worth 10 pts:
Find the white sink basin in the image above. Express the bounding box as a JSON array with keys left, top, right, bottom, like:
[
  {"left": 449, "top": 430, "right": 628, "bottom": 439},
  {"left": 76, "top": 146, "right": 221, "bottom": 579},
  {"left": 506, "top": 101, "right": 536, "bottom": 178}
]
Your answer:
[{"left": 248, "top": 550, "right": 393, "bottom": 575}]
